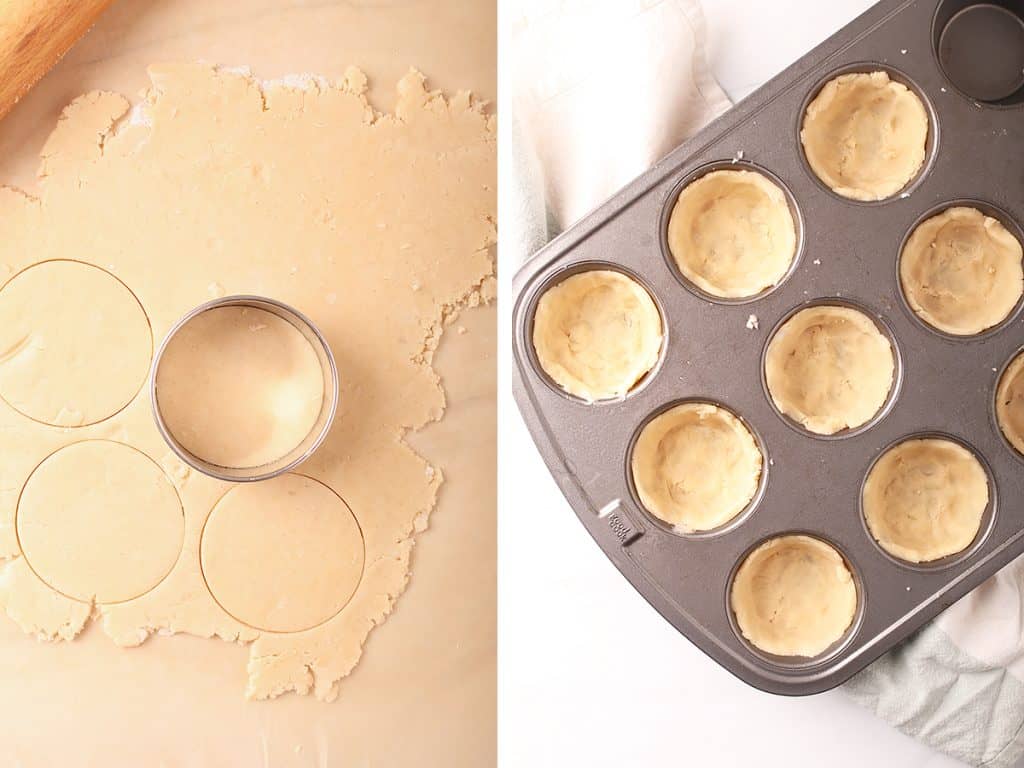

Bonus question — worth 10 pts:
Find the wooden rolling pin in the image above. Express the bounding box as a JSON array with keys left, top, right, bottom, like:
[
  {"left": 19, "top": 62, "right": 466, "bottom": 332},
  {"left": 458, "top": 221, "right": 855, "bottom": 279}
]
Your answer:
[{"left": 0, "top": 0, "right": 115, "bottom": 120}]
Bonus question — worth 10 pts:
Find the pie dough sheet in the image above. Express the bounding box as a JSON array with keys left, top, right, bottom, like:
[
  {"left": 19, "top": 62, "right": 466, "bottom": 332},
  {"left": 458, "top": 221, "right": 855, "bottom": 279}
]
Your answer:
[
  {"left": 731, "top": 535, "right": 857, "bottom": 657},
  {"left": 765, "top": 305, "right": 895, "bottom": 435},
  {"left": 155, "top": 306, "right": 324, "bottom": 469},
  {"left": 0, "top": 64, "right": 496, "bottom": 701},
  {"left": 801, "top": 70, "right": 929, "bottom": 201},
  {"left": 667, "top": 169, "right": 797, "bottom": 298},
  {"left": 631, "top": 402, "right": 761, "bottom": 532},
  {"left": 863, "top": 437, "right": 988, "bottom": 563},
  {"left": 900, "top": 207, "right": 1024, "bottom": 336},
  {"left": 998, "top": 351, "right": 1024, "bottom": 455},
  {"left": 532, "top": 269, "right": 662, "bottom": 401}
]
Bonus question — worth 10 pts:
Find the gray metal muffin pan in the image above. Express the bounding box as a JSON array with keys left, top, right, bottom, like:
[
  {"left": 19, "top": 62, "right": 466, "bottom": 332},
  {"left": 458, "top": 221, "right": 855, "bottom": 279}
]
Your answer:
[{"left": 510, "top": 0, "right": 1024, "bottom": 695}]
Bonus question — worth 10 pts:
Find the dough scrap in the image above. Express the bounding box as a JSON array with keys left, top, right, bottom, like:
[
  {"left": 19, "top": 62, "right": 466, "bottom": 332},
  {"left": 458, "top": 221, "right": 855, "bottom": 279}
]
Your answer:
[
  {"left": 631, "top": 402, "right": 761, "bottom": 532},
  {"left": 532, "top": 270, "right": 662, "bottom": 401},
  {"left": 0, "top": 64, "right": 495, "bottom": 701},
  {"left": 731, "top": 535, "right": 857, "bottom": 657},
  {"left": 900, "top": 207, "right": 1023, "bottom": 336},
  {"left": 998, "top": 351, "right": 1024, "bottom": 455},
  {"left": 765, "top": 305, "right": 894, "bottom": 435},
  {"left": 155, "top": 306, "right": 324, "bottom": 469},
  {"left": 801, "top": 70, "right": 928, "bottom": 201},
  {"left": 0, "top": 260, "right": 152, "bottom": 427},
  {"left": 863, "top": 437, "right": 988, "bottom": 563},
  {"left": 667, "top": 169, "right": 796, "bottom": 298}
]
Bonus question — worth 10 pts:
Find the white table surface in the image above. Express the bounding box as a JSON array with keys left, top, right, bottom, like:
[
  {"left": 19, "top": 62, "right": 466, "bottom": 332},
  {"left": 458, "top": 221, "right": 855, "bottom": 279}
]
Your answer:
[{"left": 499, "top": 2, "right": 974, "bottom": 766}]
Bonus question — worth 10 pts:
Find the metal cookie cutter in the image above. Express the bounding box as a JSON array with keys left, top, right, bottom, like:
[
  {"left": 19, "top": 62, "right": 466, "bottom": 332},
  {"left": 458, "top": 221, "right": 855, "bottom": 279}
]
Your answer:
[{"left": 150, "top": 295, "right": 339, "bottom": 483}]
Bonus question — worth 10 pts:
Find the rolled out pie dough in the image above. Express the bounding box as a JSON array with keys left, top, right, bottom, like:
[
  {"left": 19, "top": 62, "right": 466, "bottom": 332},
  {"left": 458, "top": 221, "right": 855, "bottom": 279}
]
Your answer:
[
  {"left": 201, "top": 474, "right": 364, "bottom": 632},
  {"left": 900, "top": 207, "right": 1024, "bottom": 336},
  {"left": 731, "top": 535, "right": 857, "bottom": 657},
  {"left": 631, "top": 402, "right": 761, "bottom": 532},
  {"left": 0, "top": 63, "right": 495, "bottom": 700},
  {"left": 998, "top": 351, "right": 1024, "bottom": 455},
  {"left": 0, "top": 260, "right": 152, "bottom": 427},
  {"left": 765, "top": 305, "right": 894, "bottom": 435},
  {"left": 17, "top": 440, "right": 183, "bottom": 604},
  {"left": 863, "top": 437, "right": 988, "bottom": 563},
  {"left": 667, "top": 169, "right": 797, "bottom": 298},
  {"left": 532, "top": 269, "right": 662, "bottom": 401},
  {"left": 155, "top": 306, "right": 324, "bottom": 469},
  {"left": 801, "top": 71, "right": 929, "bottom": 201}
]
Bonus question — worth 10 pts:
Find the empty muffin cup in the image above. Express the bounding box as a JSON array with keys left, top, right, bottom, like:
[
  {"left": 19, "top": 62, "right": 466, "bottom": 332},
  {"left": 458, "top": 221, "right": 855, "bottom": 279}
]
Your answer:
[
  {"left": 151, "top": 295, "right": 339, "bottom": 482},
  {"left": 934, "top": 1, "right": 1024, "bottom": 104}
]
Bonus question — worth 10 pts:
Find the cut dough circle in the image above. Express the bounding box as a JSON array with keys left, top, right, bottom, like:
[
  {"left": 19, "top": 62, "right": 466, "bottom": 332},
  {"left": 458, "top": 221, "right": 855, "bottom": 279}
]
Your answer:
[
  {"left": 17, "top": 440, "right": 183, "bottom": 604},
  {"left": 998, "top": 350, "right": 1024, "bottom": 455},
  {"left": 631, "top": 402, "right": 762, "bottom": 532},
  {"left": 731, "top": 535, "right": 857, "bottom": 658},
  {"left": 900, "top": 206, "right": 1024, "bottom": 336},
  {"left": 532, "top": 269, "right": 662, "bottom": 401},
  {"left": 0, "top": 260, "right": 152, "bottom": 427},
  {"left": 801, "top": 70, "right": 929, "bottom": 201},
  {"left": 863, "top": 437, "right": 988, "bottom": 563},
  {"left": 155, "top": 306, "right": 325, "bottom": 469},
  {"left": 201, "top": 474, "right": 364, "bottom": 633},
  {"left": 667, "top": 169, "right": 797, "bottom": 298},
  {"left": 765, "top": 304, "right": 895, "bottom": 435}
]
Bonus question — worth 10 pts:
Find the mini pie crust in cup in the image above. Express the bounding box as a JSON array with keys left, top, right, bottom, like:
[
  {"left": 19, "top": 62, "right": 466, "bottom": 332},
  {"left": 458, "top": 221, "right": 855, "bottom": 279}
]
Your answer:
[
  {"left": 862, "top": 437, "right": 988, "bottom": 563},
  {"left": 900, "top": 206, "right": 1024, "bottom": 336},
  {"left": 800, "top": 70, "right": 929, "bottom": 201},
  {"left": 997, "top": 350, "right": 1024, "bottom": 456},
  {"left": 532, "top": 269, "right": 662, "bottom": 401},
  {"left": 666, "top": 169, "right": 797, "bottom": 299},
  {"left": 764, "top": 304, "right": 895, "bottom": 435},
  {"left": 631, "top": 402, "right": 762, "bottom": 532},
  {"left": 730, "top": 535, "right": 857, "bottom": 658}
]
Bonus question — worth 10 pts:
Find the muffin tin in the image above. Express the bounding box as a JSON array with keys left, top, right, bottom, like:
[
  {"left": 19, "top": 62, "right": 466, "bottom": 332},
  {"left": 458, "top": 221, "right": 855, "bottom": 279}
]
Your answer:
[{"left": 510, "top": 0, "right": 1024, "bottom": 695}]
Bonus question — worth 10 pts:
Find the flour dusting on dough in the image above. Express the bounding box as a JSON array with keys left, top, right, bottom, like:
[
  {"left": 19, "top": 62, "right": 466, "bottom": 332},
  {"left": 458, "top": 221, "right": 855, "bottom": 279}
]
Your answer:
[{"left": 0, "top": 63, "right": 495, "bottom": 701}]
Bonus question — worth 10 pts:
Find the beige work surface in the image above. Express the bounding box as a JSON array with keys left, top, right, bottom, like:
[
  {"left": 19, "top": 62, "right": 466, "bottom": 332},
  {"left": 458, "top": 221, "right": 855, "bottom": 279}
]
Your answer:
[{"left": 0, "top": 1, "right": 495, "bottom": 765}]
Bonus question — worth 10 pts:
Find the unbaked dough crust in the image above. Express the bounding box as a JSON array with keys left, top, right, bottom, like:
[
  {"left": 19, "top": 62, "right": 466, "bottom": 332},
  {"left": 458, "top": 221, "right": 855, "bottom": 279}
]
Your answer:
[
  {"left": 998, "top": 351, "right": 1024, "bottom": 455},
  {"left": 155, "top": 306, "right": 324, "bottom": 469},
  {"left": 765, "top": 305, "right": 894, "bottom": 435},
  {"left": 532, "top": 269, "right": 662, "bottom": 401},
  {"left": 863, "top": 437, "right": 987, "bottom": 563},
  {"left": 731, "top": 535, "right": 857, "bottom": 657},
  {"left": 631, "top": 402, "right": 761, "bottom": 532},
  {"left": 16, "top": 440, "right": 183, "bottom": 604},
  {"left": 900, "top": 207, "right": 1024, "bottom": 336},
  {"left": 0, "top": 64, "right": 495, "bottom": 701},
  {"left": 0, "top": 260, "right": 152, "bottom": 427},
  {"left": 667, "top": 169, "right": 797, "bottom": 298},
  {"left": 201, "top": 474, "right": 364, "bottom": 632},
  {"left": 801, "top": 70, "right": 928, "bottom": 201}
]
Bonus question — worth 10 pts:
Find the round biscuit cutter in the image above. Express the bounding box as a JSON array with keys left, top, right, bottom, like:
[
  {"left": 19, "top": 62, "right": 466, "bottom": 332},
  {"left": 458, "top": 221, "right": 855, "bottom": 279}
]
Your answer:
[{"left": 151, "top": 295, "right": 339, "bottom": 483}]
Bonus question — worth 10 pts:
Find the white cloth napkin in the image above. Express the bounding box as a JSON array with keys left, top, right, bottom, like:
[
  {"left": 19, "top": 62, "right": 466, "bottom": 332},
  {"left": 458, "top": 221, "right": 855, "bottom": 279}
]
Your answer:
[{"left": 506, "top": 2, "right": 1024, "bottom": 766}]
